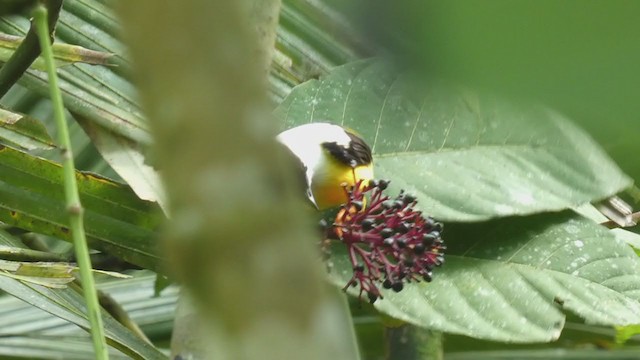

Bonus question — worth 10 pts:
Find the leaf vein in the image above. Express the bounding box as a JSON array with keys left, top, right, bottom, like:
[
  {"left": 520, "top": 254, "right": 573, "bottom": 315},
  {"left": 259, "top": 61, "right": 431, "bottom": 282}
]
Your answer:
[
  {"left": 405, "top": 95, "right": 427, "bottom": 152},
  {"left": 340, "top": 63, "right": 368, "bottom": 126},
  {"left": 372, "top": 73, "right": 401, "bottom": 152}
]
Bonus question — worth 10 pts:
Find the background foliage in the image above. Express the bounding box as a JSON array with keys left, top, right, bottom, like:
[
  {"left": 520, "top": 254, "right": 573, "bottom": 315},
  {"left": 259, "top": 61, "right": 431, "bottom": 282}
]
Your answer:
[{"left": 0, "top": 0, "right": 639, "bottom": 359}]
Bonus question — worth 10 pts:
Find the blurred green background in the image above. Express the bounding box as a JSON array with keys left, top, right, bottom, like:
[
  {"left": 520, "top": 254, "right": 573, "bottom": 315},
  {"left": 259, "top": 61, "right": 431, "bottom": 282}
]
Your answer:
[{"left": 334, "top": 0, "right": 640, "bottom": 187}]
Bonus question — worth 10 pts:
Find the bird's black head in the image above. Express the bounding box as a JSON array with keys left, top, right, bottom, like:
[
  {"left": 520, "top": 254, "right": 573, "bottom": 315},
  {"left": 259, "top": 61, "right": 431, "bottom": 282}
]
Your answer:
[{"left": 321, "top": 130, "right": 372, "bottom": 168}]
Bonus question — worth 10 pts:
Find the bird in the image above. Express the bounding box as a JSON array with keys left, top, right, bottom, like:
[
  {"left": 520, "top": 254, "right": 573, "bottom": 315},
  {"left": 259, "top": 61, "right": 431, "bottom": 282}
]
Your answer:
[{"left": 277, "top": 122, "right": 374, "bottom": 210}]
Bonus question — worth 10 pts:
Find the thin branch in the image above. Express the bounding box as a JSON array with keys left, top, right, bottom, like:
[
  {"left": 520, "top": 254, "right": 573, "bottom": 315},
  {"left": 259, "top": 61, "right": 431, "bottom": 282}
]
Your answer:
[
  {"left": 32, "top": 5, "right": 109, "bottom": 359},
  {"left": 0, "top": 0, "right": 62, "bottom": 99}
]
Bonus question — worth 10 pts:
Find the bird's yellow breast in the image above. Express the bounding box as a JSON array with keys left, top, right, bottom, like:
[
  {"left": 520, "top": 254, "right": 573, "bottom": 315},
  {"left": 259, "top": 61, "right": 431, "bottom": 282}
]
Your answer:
[{"left": 311, "top": 157, "right": 374, "bottom": 210}]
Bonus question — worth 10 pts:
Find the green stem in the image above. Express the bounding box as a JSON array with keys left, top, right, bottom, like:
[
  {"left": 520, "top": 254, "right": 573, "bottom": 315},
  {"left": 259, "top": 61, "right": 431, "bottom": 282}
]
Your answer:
[
  {"left": 421, "top": 330, "right": 444, "bottom": 360},
  {"left": 32, "top": 5, "right": 109, "bottom": 360},
  {"left": 0, "top": 0, "right": 62, "bottom": 99},
  {"left": 385, "top": 325, "right": 443, "bottom": 360}
]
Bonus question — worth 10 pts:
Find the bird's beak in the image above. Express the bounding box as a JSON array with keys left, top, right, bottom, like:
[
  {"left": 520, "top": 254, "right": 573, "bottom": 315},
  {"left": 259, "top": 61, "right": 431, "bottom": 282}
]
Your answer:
[{"left": 352, "top": 165, "right": 374, "bottom": 188}]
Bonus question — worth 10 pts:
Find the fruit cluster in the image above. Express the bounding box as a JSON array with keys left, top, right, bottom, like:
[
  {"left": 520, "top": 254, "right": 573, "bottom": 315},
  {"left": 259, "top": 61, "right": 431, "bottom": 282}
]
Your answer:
[{"left": 323, "top": 180, "right": 445, "bottom": 303}]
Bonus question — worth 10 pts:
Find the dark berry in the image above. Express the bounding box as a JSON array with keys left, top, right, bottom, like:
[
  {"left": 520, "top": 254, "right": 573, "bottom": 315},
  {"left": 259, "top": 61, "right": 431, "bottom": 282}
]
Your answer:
[
  {"left": 422, "top": 233, "right": 437, "bottom": 245},
  {"left": 368, "top": 292, "right": 378, "bottom": 304},
  {"left": 392, "top": 282, "right": 404, "bottom": 292},
  {"left": 423, "top": 217, "right": 436, "bottom": 230},
  {"left": 383, "top": 279, "right": 393, "bottom": 289},
  {"left": 403, "top": 193, "right": 416, "bottom": 205},
  {"left": 380, "top": 227, "right": 394, "bottom": 238},
  {"left": 404, "top": 258, "right": 414, "bottom": 267},
  {"left": 361, "top": 218, "right": 375, "bottom": 231},
  {"left": 395, "top": 222, "right": 411, "bottom": 234},
  {"left": 352, "top": 200, "right": 364, "bottom": 211},
  {"left": 383, "top": 237, "right": 395, "bottom": 247},
  {"left": 378, "top": 180, "right": 389, "bottom": 190}
]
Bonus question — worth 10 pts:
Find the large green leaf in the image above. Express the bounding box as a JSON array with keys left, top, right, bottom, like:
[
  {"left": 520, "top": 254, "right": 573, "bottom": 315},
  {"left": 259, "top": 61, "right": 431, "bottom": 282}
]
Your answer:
[
  {"left": 0, "top": 260, "right": 76, "bottom": 288},
  {"left": 0, "top": 271, "right": 178, "bottom": 338},
  {"left": 0, "top": 336, "right": 132, "bottom": 360},
  {"left": 275, "top": 59, "right": 631, "bottom": 221},
  {"left": 79, "top": 116, "right": 168, "bottom": 214},
  {"left": 328, "top": 213, "right": 640, "bottom": 342},
  {"left": 0, "top": 0, "right": 355, "bottom": 212},
  {"left": 0, "top": 227, "right": 26, "bottom": 247},
  {"left": 0, "top": 106, "right": 54, "bottom": 150},
  {"left": 445, "top": 347, "right": 640, "bottom": 360},
  {"left": 0, "top": 33, "right": 114, "bottom": 69},
  {"left": 0, "top": 7, "right": 149, "bottom": 144},
  {"left": 356, "top": 1, "right": 640, "bottom": 183},
  {"left": 0, "top": 276, "right": 167, "bottom": 359},
  {"left": 1, "top": 3, "right": 171, "bottom": 212},
  {"left": 0, "top": 145, "right": 162, "bottom": 270}
]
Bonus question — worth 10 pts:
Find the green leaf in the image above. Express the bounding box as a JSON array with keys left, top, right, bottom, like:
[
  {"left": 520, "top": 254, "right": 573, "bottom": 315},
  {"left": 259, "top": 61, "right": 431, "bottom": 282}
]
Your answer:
[
  {"left": 275, "top": 59, "right": 631, "bottom": 221},
  {"left": 0, "top": 1, "right": 37, "bottom": 16},
  {"left": 0, "top": 145, "right": 163, "bottom": 271},
  {"left": 446, "top": 347, "right": 640, "bottom": 360},
  {"left": 0, "top": 258, "right": 129, "bottom": 288},
  {"left": 0, "top": 33, "right": 114, "bottom": 69},
  {"left": 0, "top": 260, "right": 75, "bottom": 288},
  {"left": 611, "top": 229, "right": 640, "bottom": 256},
  {"left": 79, "top": 117, "right": 168, "bottom": 214},
  {"left": 0, "top": 271, "right": 178, "bottom": 337},
  {"left": 366, "top": 1, "right": 640, "bottom": 183},
  {"left": 0, "top": 277, "right": 167, "bottom": 359},
  {"left": 0, "top": 12, "right": 150, "bottom": 145},
  {"left": 0, "top": 0, "right": 351, "bottom": 146},
  {"left": 0, "top": 227, "right": 26, "bottom": 248},
  {"left": 616, "top": 324, "right": 640, "bottom": 345},
  {"left": 328, "top": 212, "right": 640, "bottom": 342},
  {"left": 0, "top": 335, "right": 133, "bottom": 360},
  {"left": 0, "top": 106, "right": 55, "bottom": 150},
  {"left": 0, "top": 243, "right": 70, "bottom": 262},
  {"left": 574, "top": 204, "right": 640, "bottom": 254}
]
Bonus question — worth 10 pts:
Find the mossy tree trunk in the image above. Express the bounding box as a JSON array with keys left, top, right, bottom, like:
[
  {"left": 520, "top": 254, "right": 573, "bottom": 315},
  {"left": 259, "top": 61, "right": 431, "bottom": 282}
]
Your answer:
[{"left": 118, "top": 1, "right": 360, "bottom": 359}]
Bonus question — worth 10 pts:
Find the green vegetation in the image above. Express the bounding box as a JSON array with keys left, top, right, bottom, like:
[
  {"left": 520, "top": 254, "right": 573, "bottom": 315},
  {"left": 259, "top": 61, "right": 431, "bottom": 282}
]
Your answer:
[{"left": 0, "top": 1, "right": 639, "bottom": 359}]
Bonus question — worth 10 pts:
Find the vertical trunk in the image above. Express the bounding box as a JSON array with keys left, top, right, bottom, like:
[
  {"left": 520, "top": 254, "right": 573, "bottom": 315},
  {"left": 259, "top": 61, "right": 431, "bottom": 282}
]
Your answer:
[{"left": 118, "top": 1, "right": 359, "bottom": 359}]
